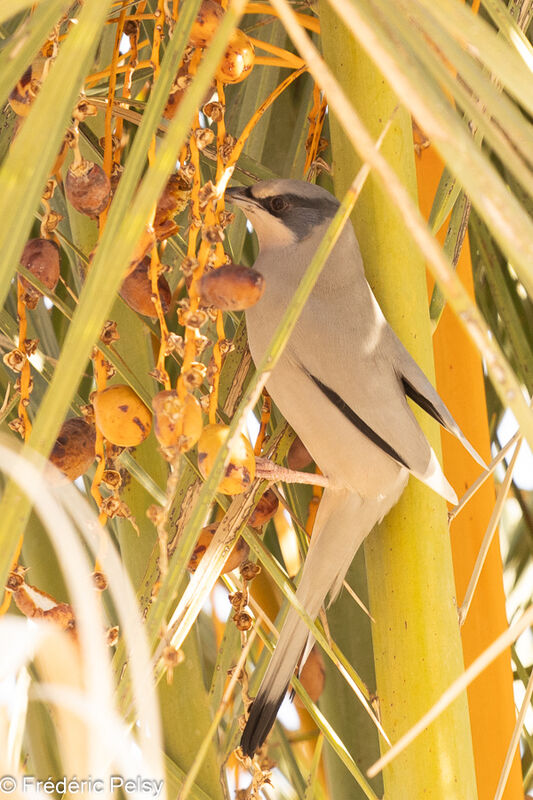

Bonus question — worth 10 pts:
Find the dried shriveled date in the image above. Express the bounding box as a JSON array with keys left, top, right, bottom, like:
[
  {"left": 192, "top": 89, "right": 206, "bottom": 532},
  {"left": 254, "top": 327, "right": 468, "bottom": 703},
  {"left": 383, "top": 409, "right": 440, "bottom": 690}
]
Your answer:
[
  {"left": 295, "top": 645, "right": 326, "bottom": 704},
  {"left": 19, "top": 238, "right": 60, "bottom": 308},
  {"left": 287, "top": 436, "right": 314, "bottom": 470},
  {"left": 65, "top": 160, "right": 111, "bottom": 217},
  {"left": 198, "top": 263, "right": 265, "bottom": 311},
  {"left": 120, "top": 257, "right": 171, "bottom": 318},
  {"left": 248, "top": 488, "right": 279, "bottom": 528},
  {"left": 48, "top": 417, "right": 96, "bottom": 483}
]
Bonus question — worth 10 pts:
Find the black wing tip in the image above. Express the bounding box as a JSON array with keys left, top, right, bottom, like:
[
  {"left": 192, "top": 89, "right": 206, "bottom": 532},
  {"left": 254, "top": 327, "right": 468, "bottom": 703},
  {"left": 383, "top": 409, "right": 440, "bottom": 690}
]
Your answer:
[
  {"left": 401, "top": 375, "right": 487, "bottom": 468},
  {"left": 401, "top": 376, "right": 447, "bottom": 428}
]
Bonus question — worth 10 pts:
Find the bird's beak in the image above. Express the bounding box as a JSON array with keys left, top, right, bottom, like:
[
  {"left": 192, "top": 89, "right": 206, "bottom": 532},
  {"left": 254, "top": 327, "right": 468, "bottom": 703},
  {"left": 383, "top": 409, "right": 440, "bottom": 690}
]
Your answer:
[{"left": 225, "top": 185, "right": 261, "bottom": 210}]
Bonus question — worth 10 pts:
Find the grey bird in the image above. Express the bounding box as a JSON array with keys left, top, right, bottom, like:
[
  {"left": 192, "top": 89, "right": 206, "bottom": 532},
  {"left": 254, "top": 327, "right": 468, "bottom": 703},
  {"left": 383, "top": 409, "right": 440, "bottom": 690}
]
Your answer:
[{"left": 225, "top": 179, "right": 484, "bottom": 758}]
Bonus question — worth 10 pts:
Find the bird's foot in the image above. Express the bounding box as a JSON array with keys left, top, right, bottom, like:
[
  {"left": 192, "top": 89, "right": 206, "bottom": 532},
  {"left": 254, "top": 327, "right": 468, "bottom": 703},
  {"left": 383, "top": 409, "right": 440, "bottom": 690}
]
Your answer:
[{"left": 255, "top": 457, "right": 329, "bottom": 488}]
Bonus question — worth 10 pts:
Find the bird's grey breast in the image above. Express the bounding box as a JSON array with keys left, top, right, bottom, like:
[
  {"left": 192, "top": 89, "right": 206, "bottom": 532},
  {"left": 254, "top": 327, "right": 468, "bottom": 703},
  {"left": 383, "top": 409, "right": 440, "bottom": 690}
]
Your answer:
[
  {"left": 243, "top": 232, "right": 408, "bottom": 496},
  {"left": 244, "top": 224, "right": 378, "bottom": 368}
]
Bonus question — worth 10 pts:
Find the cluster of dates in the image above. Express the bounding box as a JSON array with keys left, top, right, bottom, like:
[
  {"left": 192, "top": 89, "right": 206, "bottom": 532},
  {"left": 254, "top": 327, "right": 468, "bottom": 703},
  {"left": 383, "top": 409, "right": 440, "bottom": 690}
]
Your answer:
[
  {"left": 21, "top": 232, "right": 266, "bottom": 483},
  {"left": 7, "top": 3, "right": 268, "bottom": 579}
]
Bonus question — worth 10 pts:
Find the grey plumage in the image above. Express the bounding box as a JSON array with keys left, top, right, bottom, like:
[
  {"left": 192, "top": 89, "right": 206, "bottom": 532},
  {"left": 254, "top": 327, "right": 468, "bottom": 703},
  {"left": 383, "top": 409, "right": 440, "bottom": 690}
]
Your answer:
[{"left": 226, "top": 179, "right": 484, "bottom": 758}]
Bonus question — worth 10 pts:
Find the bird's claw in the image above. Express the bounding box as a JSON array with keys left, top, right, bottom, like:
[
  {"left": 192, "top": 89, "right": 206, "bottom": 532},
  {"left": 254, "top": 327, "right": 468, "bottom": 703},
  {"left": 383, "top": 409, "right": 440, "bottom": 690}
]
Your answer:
[{"left": 255, "top": 457, "right": 329, "bottom": 488}]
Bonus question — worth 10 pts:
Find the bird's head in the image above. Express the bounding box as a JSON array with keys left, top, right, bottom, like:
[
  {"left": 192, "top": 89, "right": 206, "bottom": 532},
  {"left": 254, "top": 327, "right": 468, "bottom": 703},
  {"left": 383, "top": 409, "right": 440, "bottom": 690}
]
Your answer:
[{"left": 225, "top": 179, "right": 339, "bottom": 250}]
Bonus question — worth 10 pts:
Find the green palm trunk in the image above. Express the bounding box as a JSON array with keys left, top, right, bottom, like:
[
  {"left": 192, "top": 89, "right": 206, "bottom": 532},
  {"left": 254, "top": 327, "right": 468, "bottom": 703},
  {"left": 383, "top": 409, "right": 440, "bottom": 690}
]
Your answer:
[{"left": 319, "top": 4, "right": 478, "bottom": 798}]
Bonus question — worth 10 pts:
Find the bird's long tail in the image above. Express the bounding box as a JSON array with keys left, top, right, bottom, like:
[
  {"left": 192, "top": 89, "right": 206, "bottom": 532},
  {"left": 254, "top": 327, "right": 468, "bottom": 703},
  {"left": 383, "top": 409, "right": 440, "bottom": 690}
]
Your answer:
[{"left": 240, "top": 486, "right": 401, "bottom": 757}]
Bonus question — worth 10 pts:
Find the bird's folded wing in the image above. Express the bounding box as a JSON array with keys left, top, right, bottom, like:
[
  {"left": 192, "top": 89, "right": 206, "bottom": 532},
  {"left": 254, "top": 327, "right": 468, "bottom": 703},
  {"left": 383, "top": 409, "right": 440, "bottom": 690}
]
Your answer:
[
  {"left": 290, "top": 318, "right": 434, "bottom": 475},
  {"left": 287, "top": 306, "right": 480, "bottom": 502}
]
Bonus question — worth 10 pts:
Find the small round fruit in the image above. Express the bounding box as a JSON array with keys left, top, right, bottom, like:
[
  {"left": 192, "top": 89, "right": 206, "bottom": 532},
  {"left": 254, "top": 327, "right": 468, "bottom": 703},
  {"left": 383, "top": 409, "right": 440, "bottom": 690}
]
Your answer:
[
  {"left": 47, "top": 417, "right": 96, "bottom": 483},
  {"left": 19, "top": 238, "right": 60, "bottom": 308},
  {"left": 152, "top": 390, "right": 203, "bottom": 451},
  {"left": 198, "top": 263, "right": 265, "bottom": 310},
  {"left": 187, "top": 522, "right": 249, "bottom": 574},
  {"left": 198, "top": 423, "right": 255, "bottom": 495},
  {"left": 65, "top": 160, "right": 111, "bottom": 217},
  {"left": 120, "top": 257, "right": 171, "bottom": 317},
  {"left": 190, "top": 0, "right": 224, "bottom": 47},
  {"left": 216, "top": 29, "right": 255, "bottom": 84},
  {"left": 9, "top": 62, "right": 44, "bottom": 117},
  {"left": 248, "top": 488, "right": 279, "bottom": 528},
  {"left": 295, "top": 645, "right": 326, "bottom": 705},
  {"left": 93, "top": 384, "right": 152, "bottom": 447}
]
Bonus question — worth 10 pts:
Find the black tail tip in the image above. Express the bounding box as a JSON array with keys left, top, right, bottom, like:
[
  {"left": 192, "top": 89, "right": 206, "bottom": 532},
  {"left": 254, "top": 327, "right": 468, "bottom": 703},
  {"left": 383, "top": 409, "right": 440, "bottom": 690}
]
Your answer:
[
  {"left": 240, "top": 703, "right": 268, "bottom": 759},
  {"left": 239, "top": 729, "right": 257, "bottom": 760},
  {"left": 240, "top": 695, "right": 285, "bottom": 758}
]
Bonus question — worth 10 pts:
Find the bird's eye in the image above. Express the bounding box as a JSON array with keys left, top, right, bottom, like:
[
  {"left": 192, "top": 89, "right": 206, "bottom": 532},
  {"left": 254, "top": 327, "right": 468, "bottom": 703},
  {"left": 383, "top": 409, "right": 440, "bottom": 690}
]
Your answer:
[{"left": 269, "top": 196, "right": 288, "bottom": 213}]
